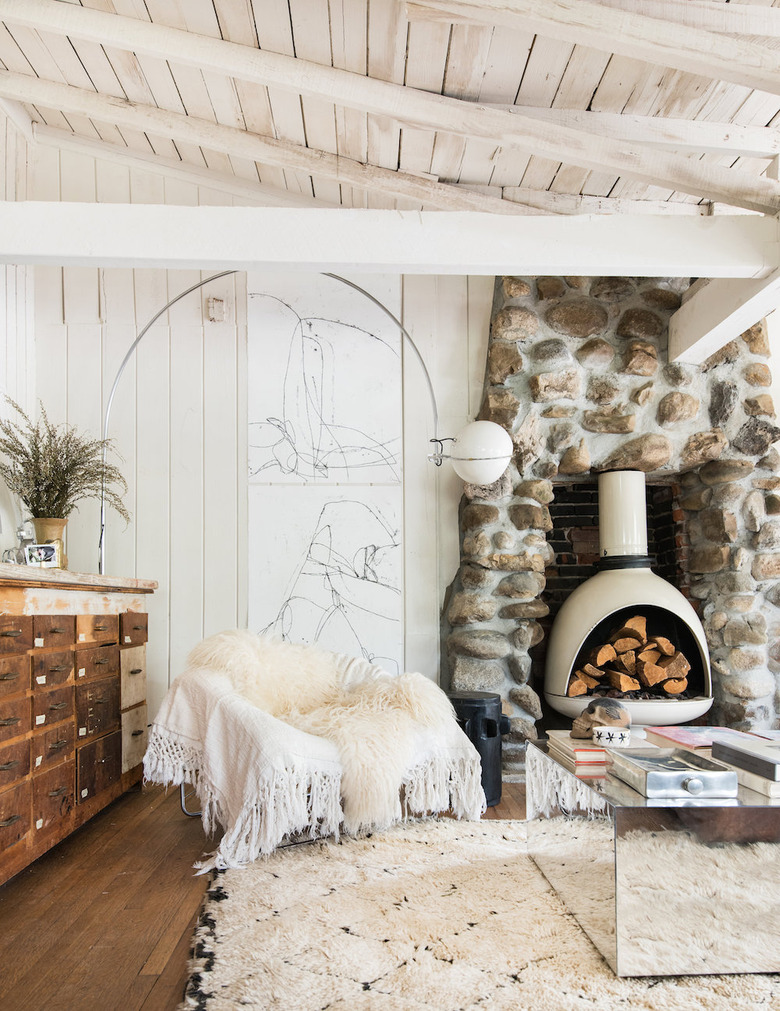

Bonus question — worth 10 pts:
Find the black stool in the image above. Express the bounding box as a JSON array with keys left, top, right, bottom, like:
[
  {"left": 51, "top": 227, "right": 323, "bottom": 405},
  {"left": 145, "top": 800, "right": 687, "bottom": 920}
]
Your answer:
[{"left": 448, "top": 691, "right": 510, "bottom": 807}]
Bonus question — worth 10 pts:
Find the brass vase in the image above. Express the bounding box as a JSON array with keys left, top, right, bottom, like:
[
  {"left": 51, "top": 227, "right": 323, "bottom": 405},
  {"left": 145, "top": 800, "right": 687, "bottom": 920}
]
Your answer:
[{"left": 31, "top": 517, "right": 68, "bottom": 568}]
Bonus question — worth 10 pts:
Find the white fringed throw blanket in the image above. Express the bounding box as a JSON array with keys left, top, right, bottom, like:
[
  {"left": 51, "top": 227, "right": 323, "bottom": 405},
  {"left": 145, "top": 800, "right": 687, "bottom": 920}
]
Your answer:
[{"left": 144, "top": 631, "right": 485, "bottom": 869}]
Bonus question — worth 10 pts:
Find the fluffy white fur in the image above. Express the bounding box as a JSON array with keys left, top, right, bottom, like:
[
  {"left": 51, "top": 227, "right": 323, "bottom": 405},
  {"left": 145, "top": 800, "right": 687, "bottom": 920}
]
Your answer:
[{"left": 186, "top": 629, "right": 462, "bottom": 834}]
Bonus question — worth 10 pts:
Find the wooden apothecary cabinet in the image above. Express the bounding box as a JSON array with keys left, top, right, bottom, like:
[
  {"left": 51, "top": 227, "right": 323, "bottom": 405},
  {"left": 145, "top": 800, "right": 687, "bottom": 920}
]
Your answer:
[{"left": 0, "top": 565, "right": 156, "bottom": 887}]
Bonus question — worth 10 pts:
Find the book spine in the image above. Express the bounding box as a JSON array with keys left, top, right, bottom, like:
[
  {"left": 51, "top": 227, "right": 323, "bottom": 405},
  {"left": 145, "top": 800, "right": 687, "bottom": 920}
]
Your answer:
[
  {"left": 733, "top": 766, "right": 780, "bottom": 797},
  {"left": 546, "top": 742, "right": 606, "bottom": 764},
  {"left": 712, "top": 743, "right": 780, "bottom": 781}
]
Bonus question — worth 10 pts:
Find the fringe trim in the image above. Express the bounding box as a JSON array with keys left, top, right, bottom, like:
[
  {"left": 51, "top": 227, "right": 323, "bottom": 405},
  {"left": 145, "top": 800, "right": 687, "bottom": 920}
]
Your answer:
[
  {"left": 402, "top": 753, "right": 486, "bottom": 821},
  {"left": 525, "top": 744, "right": 608, "bottom": 821},
  {"left": 143, "top": 726, "right": 203, "bottom": 788}
]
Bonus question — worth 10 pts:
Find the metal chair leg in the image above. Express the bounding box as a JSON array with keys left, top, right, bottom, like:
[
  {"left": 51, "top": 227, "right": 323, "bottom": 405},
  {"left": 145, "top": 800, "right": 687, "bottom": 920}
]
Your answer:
[{"left": 180, "top": 781, "right": 201, "bottom": 817}]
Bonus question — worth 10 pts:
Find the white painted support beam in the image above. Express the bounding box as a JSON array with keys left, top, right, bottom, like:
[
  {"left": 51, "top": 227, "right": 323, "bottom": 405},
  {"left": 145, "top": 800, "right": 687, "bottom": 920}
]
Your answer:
[
  {"left": 0, "top": 204, "right": 776, "bottom": 277},
  {"left": 669, "top": 272, "right": 780, "bottom": 363},
  {"left": 406, "top": 0, "right": 780, "bottom": 95},
  {"left": 0, "top": 2, "right": 778, "bottom": 213},
  {"left": 0, "top": 97, "right": 34, "bottom": 143},
  {"left": 500, "top": 108, "right": 780, "bottom": 159},
  {"left": 594, "top": 0, "right": 780, "bottom": 37}
]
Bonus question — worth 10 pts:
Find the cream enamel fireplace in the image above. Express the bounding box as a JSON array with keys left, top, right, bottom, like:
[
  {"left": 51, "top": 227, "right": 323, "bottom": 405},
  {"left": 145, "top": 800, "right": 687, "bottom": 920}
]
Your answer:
[{"left": 544, "top": 471, "right": 713, "bottom": 726}]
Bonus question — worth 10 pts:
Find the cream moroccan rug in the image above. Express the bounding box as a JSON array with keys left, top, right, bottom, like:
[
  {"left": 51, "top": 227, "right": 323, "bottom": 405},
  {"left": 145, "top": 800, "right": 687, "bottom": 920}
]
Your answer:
[{"left": 181, "top": 819, "right": 779, "bottom": 1010}]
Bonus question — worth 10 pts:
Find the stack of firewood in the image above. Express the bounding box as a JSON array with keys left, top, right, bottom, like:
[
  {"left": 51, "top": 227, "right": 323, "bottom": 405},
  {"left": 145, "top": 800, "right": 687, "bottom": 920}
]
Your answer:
[{"left": 567, "top": 614, "right": 691, "bottom": 698}]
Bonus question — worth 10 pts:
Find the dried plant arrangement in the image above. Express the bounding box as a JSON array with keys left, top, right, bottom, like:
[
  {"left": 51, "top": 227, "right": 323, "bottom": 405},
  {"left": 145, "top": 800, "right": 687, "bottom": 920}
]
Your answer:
[{"left": 0, "top": 398, "right": 130, "bottom": 522}]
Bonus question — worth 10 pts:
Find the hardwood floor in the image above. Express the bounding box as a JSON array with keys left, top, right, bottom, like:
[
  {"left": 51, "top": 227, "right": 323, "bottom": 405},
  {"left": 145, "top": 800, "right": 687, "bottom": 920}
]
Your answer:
[{"left": 0, "top": 780, "right": 526, "bottom": 1011}]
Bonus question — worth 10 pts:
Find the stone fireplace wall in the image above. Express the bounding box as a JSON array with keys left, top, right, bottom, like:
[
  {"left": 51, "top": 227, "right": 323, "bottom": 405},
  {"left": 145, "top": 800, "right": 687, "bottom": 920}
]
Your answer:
[{"left": 442, "top": 276, "right": 780, "bottom": 770}]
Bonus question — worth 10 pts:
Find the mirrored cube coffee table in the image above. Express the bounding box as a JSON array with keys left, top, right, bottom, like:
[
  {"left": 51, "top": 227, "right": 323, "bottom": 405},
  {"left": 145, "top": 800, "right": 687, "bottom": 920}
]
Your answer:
[{"left": 526, "top": 742, "right": 780, "bottom": 977}]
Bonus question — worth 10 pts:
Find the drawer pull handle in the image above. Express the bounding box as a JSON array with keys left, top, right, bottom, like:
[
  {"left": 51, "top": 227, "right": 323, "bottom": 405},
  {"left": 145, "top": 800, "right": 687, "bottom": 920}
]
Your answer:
[
  {"left": 49, "top": 739, "right": 68, "bottom": 751},
  {"left": 0, "top": 630, "right": 23, "bottom": 638},
  {"left": 0, "top": 759, "right": 20, "bottom": 771},
  {"left": 50, "top": 628, "right": 67, "bottom": 635},
  {"left": 0, "top": 672, "right": 18, "bottom": 681},
  {"left": 49, "top": 701, "right": 68, "bottom": 711},
  {"left": 133, "top": 625, "right": 145, "bottom": 631},
  {"left": 94, "top": 625, "right": 108, "bottom": 632},
  {"left": 0, "top": 814, "right": 21, "bottom": 827},
  {"left": 130, "top": 668, "right": 143, "bottom": 675},
  {"left": 93, "top": 698, "right": 105, "bottom": 705},
  {"left": 131, "top": 729, "right": 144, "bottom": 737},
  {"left": 48, "top": 665, "right": 70, "bottom": 673},
  {"left": 48, "top": 786, "right": 67, "bottom": 798},
  {"left": 0, "top": 716, "right": 20, "bottom": 727},
  {"left": 94, "top": 658, "right": 109, "bottom": 665}
]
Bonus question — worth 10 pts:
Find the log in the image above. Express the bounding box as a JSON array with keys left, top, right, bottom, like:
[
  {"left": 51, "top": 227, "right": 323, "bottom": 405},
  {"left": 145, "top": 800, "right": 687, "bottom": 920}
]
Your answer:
[
  {"left": 617, "top": 650, "right": 636, "bottom": 675},
  {"left": 582, "top": 662, "right": 605, "bottom": 681},
  {"left": 621, "top": 614, "right": 647, "bottom": 641},
  {"left": 651, "top": 636, "right": 675, "bottom": 656},
  {"left": 575, "top": 669, "right": 601, "bottom": 689},
  {"left": 612, "top": 636, "right": 643, "bottom": 654},
  {"left": 589, "top": 643, "right": 617, "bottom": 667},
  {"left": 637, "top": 648, "right": 661, "bottom": 665},
  {"left": 658, "top": 651, "right": 691, "bottom": 679},
  {"left": 604, "top": 669, "right": 640, "bottom": 692},
  {"left": 662, "top": 677, "right": 688, "bottom": 694},
  {"left": 567, "top": 677, "right": 589, "bottom": 697},
  {"left": 635, "top": 660, "right": 669, "bottom": 687}
]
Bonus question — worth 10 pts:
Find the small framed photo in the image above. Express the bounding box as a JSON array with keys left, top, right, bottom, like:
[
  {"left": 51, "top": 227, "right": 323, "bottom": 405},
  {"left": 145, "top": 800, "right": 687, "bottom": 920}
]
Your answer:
[{"left": 25, "top": 543, "right": 59, "bottom": 568}]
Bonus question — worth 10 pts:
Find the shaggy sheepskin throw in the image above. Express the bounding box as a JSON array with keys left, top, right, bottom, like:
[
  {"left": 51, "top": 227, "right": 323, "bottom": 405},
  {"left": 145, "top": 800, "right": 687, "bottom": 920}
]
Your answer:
[
  {"left": 145, "top": 631, "right": 484, "bottom": 868},
  {"left": 181, "top": 819, "right": 780, "bottom": 1010}
]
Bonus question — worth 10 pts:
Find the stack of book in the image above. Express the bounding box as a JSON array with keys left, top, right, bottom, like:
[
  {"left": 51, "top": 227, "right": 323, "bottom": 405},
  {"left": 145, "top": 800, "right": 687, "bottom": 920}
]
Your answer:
[
  {"left": 642, "top": 725, "right": 780, "bottom": 798},
  {"left": 544, "top": 729, "right": 623, "bottom": 777}
]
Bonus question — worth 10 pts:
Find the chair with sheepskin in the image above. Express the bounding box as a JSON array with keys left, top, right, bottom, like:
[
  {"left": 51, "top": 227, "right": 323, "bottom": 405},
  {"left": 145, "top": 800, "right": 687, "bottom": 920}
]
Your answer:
[{"left": 144, "top": 630, "right": 486, "bottom": 869}]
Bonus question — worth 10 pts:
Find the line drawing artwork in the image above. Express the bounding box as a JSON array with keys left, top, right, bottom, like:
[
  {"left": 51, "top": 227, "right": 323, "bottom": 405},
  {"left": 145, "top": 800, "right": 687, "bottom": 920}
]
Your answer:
[
  {"left": 246, "top": 274, "right": 404, "bottom": 673},
  {"left": 248, "top": 291, "right": 401, "bottom": 484}
]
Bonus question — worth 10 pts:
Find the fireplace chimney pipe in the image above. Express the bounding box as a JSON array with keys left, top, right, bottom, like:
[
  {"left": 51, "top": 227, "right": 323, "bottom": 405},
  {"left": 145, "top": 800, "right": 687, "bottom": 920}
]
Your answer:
[{"left": 598, "top": 470, "right": 648, "bottom": 557}]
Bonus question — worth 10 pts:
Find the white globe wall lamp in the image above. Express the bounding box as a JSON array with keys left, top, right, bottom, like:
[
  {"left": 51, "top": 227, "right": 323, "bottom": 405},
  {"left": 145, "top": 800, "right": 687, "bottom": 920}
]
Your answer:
[{"left": 98, "top": 273, "right": 514, "bottom": 574}]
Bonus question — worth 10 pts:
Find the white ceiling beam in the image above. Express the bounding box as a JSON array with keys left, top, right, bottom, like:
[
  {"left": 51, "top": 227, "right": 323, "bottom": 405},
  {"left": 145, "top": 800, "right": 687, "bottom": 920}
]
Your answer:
[
  {"left": 500, "top": 108, "right": 780, "bottom": 159},
  {"left": 0, "top": 204, "right": 776, "bottom": 277},
  {"left": 669, "top": 272, "right": 780, "bottom": 363},
  {"left": 0, "top": 97, "right": 34, "bottom": 143},
  {"left": 594, "top": 0, "right": 780, "bottom": 37},
  {"left": 0, "top": 2, "right": 778, "bottom": 213},
  {"left": 406, "top": 0, "right": 780, "bottom": 95},
  {"left": 0, "top": 75, "right": 529, "bottom": 216}
]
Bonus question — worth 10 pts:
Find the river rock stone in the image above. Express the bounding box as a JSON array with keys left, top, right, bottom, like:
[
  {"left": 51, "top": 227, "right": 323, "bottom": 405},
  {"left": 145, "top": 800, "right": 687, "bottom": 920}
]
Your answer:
[
  {"left": 493, "top": 530, "right": 515, "bottom": 550},
  {"left": 732, "top": 418, "right": 780, "bottom": 457},
  {"left": 745, "top": 394, "right": 775, "bottom": 417},
  {"left": 641, "top": 286, "right": 682, "bottom": 310},
  {"left": 631, "top": 382, "right": 654, "bottom": 406},
  {"left": 754, "top": 522, "right": 780, "bottom": 550},
  {"left": 681, "top": 429, "right": 727, "bottom": 469},
  {"left": 699, "top": 459, "right": 754, "bottom": 485},
  {"left": 461, "top": 564, "right": 493, "bottom": 588},
  {"left": 492, "top": 305, "right": 538, "bottom": 341},
  {"left": 541, "top": 405, "right": 576, "bottom": 418},
  {"left": 447, "top": 629, "right": 512, "bottom": 659},
  {"left": 545, "top": 299, "right": 608, "bottom": 338},
  {"left": 616, "top": 308, "right": 664, "bottom": 340},
  {"left": 509, "top": 685, "right": 543, "bottom": 721},
  {"left": 479, "top": 387, "right": 520, "bottom": 430},
  {"left": 531, "top": 338, "right": 572, "bottom": 368},
  {"left": 688, "top": 545, "right": 730, "bottom": 572},
  {"left": 536, "top": 277, "right": 566, "bottom": 300},
  {"left": 679, "top": 487, "right": 712, "bottom": 511},
  {"left": 488, "top": 342, "right": 524, "bottom": 385},
  {"left": 512, "top": 621, "right": 544, "bottom": 649},
  {"left": 509, "top": 503, "right": 552, "bottom": 532},
  {"left": 529, "top": 370, "right": 580, "bottom": 402},
  {"left": 759, "top": 447, "right": 780, "bottom": 471},
  {"left": 558, "top": 439, "right": 591, "bottom": 475},
  {"left": 723, "top": 614, "right": 768, "bottom": 647},
  {"left": 576, "top": 338, "right": 614, "bottom": 368},
  {"left": 742, "top": 491, "right": 766, "bottom": 533},
  {"left": 709, "top": 381, "right": 739, "bottom": 427},
  {"left": 450, "top": 656, "right": 505, "bottom": 692},
  {"left": 461, "top": 503, "right": 500, "bottom": 530},
  {"left": 499, "top": 600, "right": 550, "bottom": 619},
  {"left": 663, "top": 363, "right": 693, "bottom": 387},
  {"left": 495, "top": 571, "right": 546, "bottom": 599},
  {"left": 564, "top": 276, "right": 589, "bottom": 290},
  {"left": 513, "top": 412, "right": 544, "bottom": 471},
  {"left": 586, "top": 376, "right": 620, "bottom": 405},
  {"left": 502, "top": 277, "right": 531, "bottom": 299},
  {"left": 621, "top": 345, "right": 657, "bottom": 376},
  {"left": 721, "top": 669, "right": 775, "bottom": 699},
  {"left": 464, "top": 471, "right": 512, "bottom": 502},
  {"left": 598, "top": 433, "right": 672, "bottom": 473},
  {"left": 506, "top": 716, "right": 538, "bottom": 744},
  {"left": 591, "top": 276, "right": 635, "bottom": 302},
  {"left": 767, "top": 494, "right": 780, "bottom": 516},
  {"left": 657, "top": 392, "right": 699, "bottom": 426},
  {"left": 582, "top": 408, "right": 635, "bottom": 434},
  {"left": 745, "top": 363, "right": 772, "bottom": 387},
  {"left": 514, "top": 479, "right": 554, "bottom": 504},
  {"left": 447, "top": 593, "right": 498, "bottom": 625},
  {"left": 701, "top": 508, "right": 737, "bottom": 543},
  {"left": 462, "top": 531, "right": 491, "bottom": 559},
  {"left": 752, "top": 554, "right": 780, "bottom": 580},
  {"left": 703, "top": 339, "right": 742, "bottom": 371},
  {"left": 741, "top": 320, "right": 770, "bottom": 356},
  {"left": 508, "top": 653, "right": 532, "bottom": 684}
]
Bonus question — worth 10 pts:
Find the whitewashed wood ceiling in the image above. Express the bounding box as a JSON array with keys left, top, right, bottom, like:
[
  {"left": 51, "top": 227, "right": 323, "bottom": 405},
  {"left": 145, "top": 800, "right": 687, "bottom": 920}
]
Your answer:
[{"left": 0, "top": 0, "right": 779, "bottom": 217}]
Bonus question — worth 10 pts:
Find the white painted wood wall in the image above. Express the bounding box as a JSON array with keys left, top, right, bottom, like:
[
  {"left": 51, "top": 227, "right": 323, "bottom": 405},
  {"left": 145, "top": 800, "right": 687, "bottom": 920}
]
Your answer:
[{"left": 18, "top": 134, "right": 492, "bottom": 715}]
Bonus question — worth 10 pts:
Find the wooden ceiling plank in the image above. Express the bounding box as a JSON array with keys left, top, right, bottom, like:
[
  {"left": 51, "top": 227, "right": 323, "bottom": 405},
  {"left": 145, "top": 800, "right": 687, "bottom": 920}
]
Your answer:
[
  {"left": 406, "top": 0, "right": 780, "bottom": 94},
  {"left": 594, "top": 0, "right": 780, "bottom": 37},
  {"left": 3, "top": 0, "right": 780, "bottom": 212},
  {"left": 6, "top": 72, "right": 531, "bottom": 213},
  {"left": 398, "top": 20, "right": 450, "bottom": 177},
  {"left": 668, "top": 271, "right": 780, "bottom": 363},
  {"left": 0, "top": 203, "right": 774, "bottom": 276},
  {"left": 210, "top": 0, "right": 258, "bottom": 46},
  {"left": 365, "top": 0, "right": 406, "bottom": 206},
  {"left": 325, "top": 0, "right": 369, "bottom": 208}
]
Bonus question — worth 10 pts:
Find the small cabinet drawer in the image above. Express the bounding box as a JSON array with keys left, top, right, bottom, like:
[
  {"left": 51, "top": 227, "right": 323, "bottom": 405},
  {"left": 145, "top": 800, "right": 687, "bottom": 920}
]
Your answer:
[
  {"left": 120, "top": 612, "right": 148, "bottom": 646},
  {"left": 32, "top": 684, "right": 74, "bottom": 730},
  {"left": 77, "top": 730, "right": 121, "bottom": 803},
  {"left": 32, "top": 722, "right": 75, "bottom": 774},
  {"left": 0, "top": 736, "right": 30, "bottom": 789},
  {"left": 33, "top": 758, "right": 75, "bottom": 832},
  {"left": 75, "top": 677, "right": 120, "bottom": 742},
  {"left": 76, "top": 614, "right": 119, "bottom": 646},
  {"left": 32, "top": 615, "right": 76, "bottom": 649},
  {"left": 32, "top": 650, "right": 74, "bottom": 690},
  {"left": 0, "top": 695, "right": 30, "bottom": 744},
  {"left": 0, "top": 777, "right": 31, "bottom": 849},
  {"left": 0, "top": 615, "right": 32, "bottom": 654},
  {"left": 120, "top": 646, "right": 146, "bottom": 711},
  {"left": 0, "top": 655, "right": 30, "bottom": 701},
  {"left": 74, "top": 645, "right": 119, "bottom": 682},
  {"left": 122, "top": 704, "right": 148, "bottom": 773}
]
